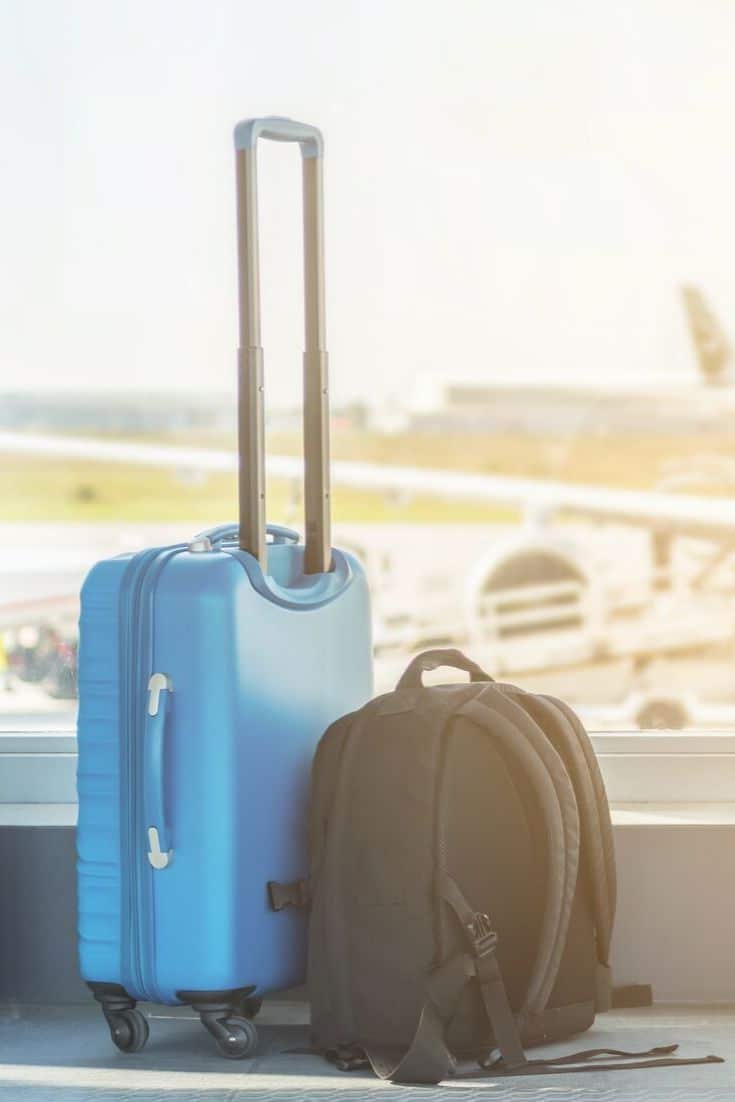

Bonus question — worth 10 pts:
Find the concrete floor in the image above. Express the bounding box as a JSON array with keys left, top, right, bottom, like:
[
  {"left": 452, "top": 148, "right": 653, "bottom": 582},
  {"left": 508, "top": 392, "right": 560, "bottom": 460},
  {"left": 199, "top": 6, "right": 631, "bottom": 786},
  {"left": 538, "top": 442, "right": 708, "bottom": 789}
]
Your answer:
[{"left": 0, "top": 1000, "right": 732, "bottom": 1102}]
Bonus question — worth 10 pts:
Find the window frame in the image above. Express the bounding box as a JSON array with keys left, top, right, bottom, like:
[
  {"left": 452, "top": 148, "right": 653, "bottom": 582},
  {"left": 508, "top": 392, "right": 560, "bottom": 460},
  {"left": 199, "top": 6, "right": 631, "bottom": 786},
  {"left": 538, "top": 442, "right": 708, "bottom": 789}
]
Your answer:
[{"left": 2, "top": 727, "right": 735, "bottom": 807}]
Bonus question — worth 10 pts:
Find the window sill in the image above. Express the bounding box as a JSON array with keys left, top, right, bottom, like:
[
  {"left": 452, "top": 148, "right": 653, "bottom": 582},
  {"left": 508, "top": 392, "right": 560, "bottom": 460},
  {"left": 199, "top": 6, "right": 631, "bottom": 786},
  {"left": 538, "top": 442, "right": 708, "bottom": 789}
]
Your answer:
[
  {"left": 611, "top": 802, "right": 735, "bottom": 826},
  {"left": 2, "top": 729, "right": 735, "bottom": 806},
  {"left": 591, "top": 731, "right": 735, "bottom": 802},
  {"left": 0, "top": 803, "right": 77, "bottom": 826}
]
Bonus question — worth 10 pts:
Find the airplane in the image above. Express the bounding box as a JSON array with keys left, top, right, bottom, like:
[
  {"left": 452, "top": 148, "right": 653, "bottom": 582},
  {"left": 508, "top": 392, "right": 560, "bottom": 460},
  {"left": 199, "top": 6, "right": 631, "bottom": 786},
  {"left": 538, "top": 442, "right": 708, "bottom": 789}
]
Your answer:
[
  {"left": 408, "top": 286, "right": 735, "bottom": 434},
  {"left": 2, "top": 411, "right": 735, "bottom": 659}
]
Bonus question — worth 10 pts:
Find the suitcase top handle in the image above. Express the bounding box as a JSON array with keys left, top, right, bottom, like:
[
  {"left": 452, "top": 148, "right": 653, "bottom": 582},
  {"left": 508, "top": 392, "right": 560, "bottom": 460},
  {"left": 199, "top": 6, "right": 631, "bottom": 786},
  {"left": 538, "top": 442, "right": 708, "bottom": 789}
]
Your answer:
[
  {"left": 192, "top": 522, "right": 300, "bottom": 552},
  {"left": 234, "top": 115, "right": 331, "bottom": 575}
]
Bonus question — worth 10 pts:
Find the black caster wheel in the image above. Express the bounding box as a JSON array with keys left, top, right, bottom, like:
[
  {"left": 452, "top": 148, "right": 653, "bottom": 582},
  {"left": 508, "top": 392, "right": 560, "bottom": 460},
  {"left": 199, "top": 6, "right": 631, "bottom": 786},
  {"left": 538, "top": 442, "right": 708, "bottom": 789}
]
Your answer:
[
  {"left": 214, "top": 1015, "right": 258, "bottom": 1060},
  {"left": 107, "top": 1008, "right": 150, "bottom": 1053},
  {"left": 238, "top": 994, "right": 263, "bottom": 1020}
]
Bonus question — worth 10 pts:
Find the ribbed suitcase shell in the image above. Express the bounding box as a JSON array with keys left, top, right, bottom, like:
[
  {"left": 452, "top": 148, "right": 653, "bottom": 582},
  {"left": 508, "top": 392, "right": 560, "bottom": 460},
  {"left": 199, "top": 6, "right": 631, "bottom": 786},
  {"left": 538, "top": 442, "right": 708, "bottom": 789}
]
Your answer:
[{"left": 77, "top": 539, "right": 371, "bottom": 1003}]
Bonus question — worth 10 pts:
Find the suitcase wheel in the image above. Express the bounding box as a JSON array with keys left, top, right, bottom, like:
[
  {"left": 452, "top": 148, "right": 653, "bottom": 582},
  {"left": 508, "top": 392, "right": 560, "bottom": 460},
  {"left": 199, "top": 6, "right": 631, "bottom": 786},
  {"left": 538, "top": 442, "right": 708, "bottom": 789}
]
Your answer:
[
  {"left": 106, "top": 1008, "right": 150, "bottom": 1054},
  {"left": 204, "top": 1013, "right": 258, "bottom": 1060}
]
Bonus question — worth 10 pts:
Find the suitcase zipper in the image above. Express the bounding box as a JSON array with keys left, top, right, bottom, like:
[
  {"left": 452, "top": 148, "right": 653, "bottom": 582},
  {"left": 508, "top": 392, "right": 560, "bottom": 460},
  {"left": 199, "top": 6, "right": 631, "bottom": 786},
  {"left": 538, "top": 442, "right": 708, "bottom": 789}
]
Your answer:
[
  {"left": 120, "top": 548, "right": 161, "bottom": 1000},
  {"left": 120, "top": 546, "right": 181, "bottom": 1003}
]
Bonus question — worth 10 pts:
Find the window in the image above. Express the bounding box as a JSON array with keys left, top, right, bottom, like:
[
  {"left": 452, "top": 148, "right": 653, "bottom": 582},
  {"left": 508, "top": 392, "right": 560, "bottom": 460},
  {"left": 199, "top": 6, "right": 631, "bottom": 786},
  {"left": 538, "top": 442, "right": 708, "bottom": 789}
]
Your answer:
[{"left": 2, "top": 4, "right": 735, "bottom": 762}]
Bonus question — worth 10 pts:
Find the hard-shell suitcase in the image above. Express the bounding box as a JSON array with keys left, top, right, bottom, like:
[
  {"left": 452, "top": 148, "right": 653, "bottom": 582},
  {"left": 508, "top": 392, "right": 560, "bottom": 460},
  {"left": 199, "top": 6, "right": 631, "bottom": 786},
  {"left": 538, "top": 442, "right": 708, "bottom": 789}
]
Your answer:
[{"left": 76, "top": 116, "right": 373, "bottom": 1058}]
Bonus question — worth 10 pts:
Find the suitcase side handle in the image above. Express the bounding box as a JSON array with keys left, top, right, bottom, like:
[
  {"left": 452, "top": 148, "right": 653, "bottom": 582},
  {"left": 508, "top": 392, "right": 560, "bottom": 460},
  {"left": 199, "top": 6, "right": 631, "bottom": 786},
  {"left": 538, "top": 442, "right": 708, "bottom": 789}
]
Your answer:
[
  {"left": 234, "top": 116, "right": 331, "bottom": 575},
  {"left": 144, "top": 674, "right": 173, "bottom": 871}
]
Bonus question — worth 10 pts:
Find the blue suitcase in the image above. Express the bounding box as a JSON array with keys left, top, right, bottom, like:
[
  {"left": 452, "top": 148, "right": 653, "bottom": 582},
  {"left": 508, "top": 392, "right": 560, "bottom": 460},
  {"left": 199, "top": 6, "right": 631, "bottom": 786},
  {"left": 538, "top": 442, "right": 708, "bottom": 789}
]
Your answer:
[{"left": 76, "top": 117, "right": 373, "bottom": 1058}]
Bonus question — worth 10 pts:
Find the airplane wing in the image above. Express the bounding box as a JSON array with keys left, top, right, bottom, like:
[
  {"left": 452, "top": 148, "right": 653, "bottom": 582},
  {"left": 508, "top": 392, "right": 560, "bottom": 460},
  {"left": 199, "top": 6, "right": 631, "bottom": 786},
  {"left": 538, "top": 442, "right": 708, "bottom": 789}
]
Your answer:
[{"left": 2, "top": 430, "right": 735, "bottom": 543}]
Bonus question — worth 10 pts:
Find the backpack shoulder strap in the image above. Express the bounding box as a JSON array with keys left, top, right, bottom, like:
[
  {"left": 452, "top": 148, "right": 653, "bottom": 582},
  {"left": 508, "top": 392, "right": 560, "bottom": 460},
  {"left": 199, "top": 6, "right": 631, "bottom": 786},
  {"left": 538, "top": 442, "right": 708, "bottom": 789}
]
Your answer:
[
  {"left": 498, "top": 686, "right": 616, "bottom": 974},
  {"left": 464, "top": 686, "right": 580, "bottom": 1016},
  {"left": 543, "top": 694, "right": 617, "bottom": 926},
  {"left": 541, "top": 695, "right": 615, "bottom": 966},
  {"left": 365, "top": 872, "right": 526, "bottom": 1083}
]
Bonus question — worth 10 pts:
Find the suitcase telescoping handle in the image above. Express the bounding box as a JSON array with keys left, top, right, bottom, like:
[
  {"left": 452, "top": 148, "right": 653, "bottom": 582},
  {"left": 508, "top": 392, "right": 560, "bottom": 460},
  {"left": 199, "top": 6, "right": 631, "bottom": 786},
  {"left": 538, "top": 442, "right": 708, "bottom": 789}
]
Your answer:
[{"left": 234, "top": 116, "right": 331, "bottom": 574}]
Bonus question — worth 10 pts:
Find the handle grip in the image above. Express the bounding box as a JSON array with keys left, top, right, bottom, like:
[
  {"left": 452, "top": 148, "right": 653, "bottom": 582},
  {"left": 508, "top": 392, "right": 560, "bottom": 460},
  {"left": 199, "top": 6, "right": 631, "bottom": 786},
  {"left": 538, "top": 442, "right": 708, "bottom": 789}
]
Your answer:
[
  {"left": 234, "top": 115, "right": 331, "bottom": 574},
  {"left": 144, "top": 674, "right": 173, "bottom": 870},
  {"left": 234, "top": 116, "right": 323, "bottom": 159},
  {"left": 396, "top": 648, "right": 493, "bottom": 690}
]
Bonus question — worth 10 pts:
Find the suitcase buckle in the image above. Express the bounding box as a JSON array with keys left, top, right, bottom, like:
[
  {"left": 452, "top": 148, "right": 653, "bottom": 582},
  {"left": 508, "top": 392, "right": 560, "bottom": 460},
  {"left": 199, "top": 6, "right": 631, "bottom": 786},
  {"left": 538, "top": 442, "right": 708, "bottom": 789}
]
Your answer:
[
  {"left": 267, "top": 879, "right": 309, "bottom": 911},
  {"left": 465, "top": 912, "right": 498, "bottom": 958}
]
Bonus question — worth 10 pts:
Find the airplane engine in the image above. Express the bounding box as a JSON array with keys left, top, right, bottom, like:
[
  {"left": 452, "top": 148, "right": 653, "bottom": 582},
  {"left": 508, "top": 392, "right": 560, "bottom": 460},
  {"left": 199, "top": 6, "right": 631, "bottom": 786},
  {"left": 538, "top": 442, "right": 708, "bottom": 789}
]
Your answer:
[{"left": 466, "top": 536, "right": 603, "bottom": 676}]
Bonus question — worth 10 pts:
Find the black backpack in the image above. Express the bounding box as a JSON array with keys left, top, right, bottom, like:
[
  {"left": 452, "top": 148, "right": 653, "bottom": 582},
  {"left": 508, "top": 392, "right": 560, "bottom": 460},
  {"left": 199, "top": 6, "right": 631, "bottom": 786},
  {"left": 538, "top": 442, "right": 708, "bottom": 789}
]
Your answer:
[{"left": 304, "top": 649, "right": 722, "bottom": 1083}]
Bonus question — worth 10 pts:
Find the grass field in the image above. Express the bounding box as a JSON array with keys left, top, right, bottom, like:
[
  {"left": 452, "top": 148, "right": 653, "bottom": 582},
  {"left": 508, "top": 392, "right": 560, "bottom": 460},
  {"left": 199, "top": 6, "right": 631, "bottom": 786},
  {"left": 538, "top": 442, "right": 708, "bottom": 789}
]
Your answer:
[
  {"left": 2, "top": 428, "right": 734, "bottom": 524},
  {"left": 0, "top": 454, "right": 518, "bottom": 524}
]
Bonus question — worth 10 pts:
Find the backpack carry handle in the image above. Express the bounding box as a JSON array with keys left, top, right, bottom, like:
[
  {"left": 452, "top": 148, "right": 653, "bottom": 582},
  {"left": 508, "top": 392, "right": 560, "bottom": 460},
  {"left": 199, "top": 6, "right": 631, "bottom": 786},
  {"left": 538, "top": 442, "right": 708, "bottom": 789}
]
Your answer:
[
  {"left": 234, "top": 116, "right": 331, "bottom": 574},
  {"left": 396, "top": 648, "right": 493, "bottom": 690}
]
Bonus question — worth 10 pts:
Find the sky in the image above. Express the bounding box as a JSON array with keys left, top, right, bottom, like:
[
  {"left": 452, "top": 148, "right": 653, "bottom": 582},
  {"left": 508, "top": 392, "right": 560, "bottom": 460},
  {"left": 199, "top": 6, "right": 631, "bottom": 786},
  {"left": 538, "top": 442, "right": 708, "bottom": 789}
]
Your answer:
[{"left": 1, "top": 0, "right": 735, "bottom": 406}]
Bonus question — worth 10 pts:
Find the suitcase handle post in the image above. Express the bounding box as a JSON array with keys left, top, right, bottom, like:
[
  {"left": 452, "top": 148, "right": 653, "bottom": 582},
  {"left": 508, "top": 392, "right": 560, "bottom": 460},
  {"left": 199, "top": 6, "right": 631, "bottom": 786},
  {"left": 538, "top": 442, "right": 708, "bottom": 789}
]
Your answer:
[{"left": 234, "top": 116, "right": 331, "bottom": 574}]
